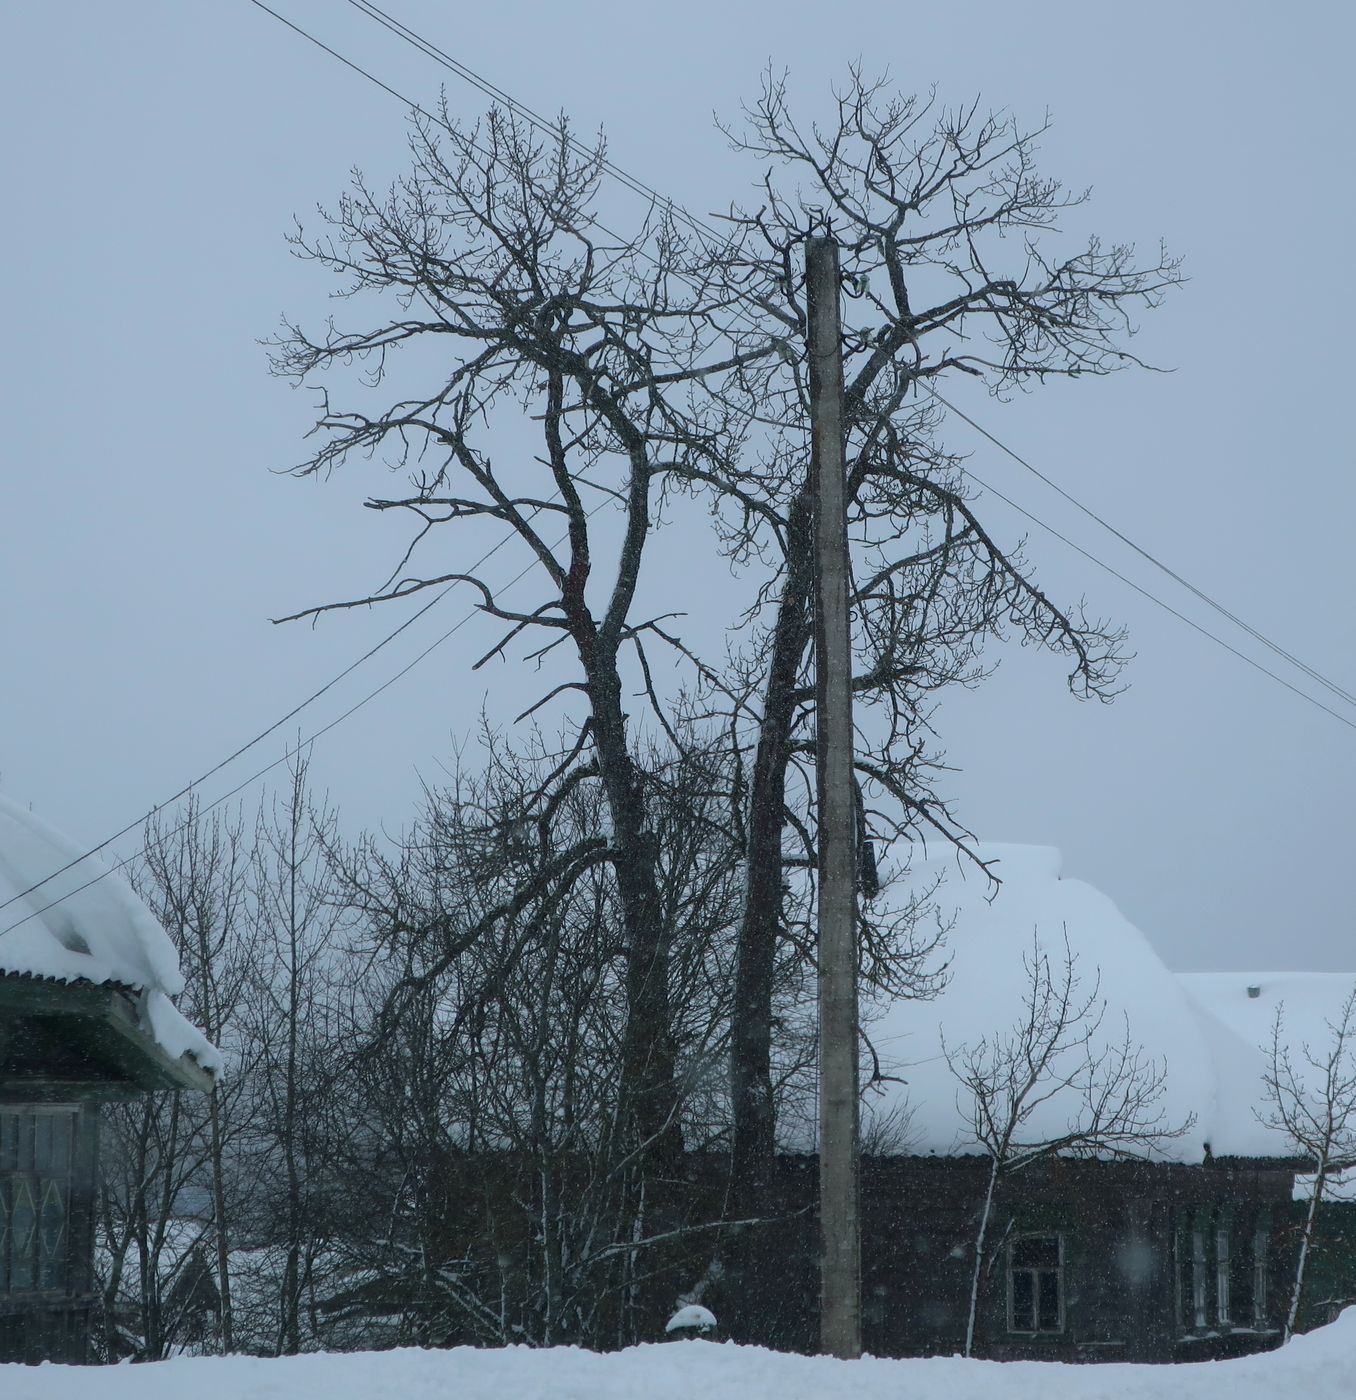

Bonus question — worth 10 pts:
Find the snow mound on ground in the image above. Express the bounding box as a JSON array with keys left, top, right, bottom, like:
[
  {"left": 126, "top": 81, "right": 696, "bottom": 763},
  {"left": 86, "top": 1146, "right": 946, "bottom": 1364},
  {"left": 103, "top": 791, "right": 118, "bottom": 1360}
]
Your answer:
[
  {"left": 10, "top": 1313, "right": 1356, "bottom": 1400},
  {"left": 667, "top": 1304, "right": 718, "bottom": 1333},
  {"left": 0, "top": 795, "right": 218, "bottom": 1073}
]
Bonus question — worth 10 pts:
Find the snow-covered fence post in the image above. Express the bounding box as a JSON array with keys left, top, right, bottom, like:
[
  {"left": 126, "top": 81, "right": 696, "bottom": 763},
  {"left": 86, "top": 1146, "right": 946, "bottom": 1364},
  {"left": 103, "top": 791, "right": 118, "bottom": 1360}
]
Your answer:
[{"left": 665, "top": 1305, "right": 717, "bottom": 1340}]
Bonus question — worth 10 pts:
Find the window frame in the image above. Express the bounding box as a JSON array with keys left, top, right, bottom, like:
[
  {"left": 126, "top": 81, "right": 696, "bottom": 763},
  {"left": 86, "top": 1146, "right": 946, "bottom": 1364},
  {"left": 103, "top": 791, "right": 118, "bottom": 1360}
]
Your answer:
[
  {"left": 1215, "top": 1221, "right": 1232, "bottom": 1327},
  {"left": 0, "top": 1106, "right": 78, "bottom": 1300},
  {"left": 1006, "top": 1233, "right": 1065, "bottom": 1336},
  {"left": 1251, "top": 1216, "right": 1270, "bottom": 1329},
  {"left": 1190, "top": 1223, "right": 1208, "bottom": 1329}
]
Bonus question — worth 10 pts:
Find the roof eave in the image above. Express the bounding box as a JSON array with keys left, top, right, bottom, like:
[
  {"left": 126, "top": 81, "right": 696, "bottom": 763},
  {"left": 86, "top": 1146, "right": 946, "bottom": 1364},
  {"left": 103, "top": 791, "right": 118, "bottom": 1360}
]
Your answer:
[{"left": 0, "top": 971, "right": 213, "bottom": 1095}]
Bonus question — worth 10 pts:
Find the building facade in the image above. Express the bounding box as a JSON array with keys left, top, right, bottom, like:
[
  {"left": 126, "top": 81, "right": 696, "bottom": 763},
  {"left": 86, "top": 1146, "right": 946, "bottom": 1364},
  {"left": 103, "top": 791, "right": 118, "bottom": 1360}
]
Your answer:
[
  {"left": 0, "top": 799, "right": 216, "bottom": 1363},
  {"left": 714, "top": 1153, "right": 1297, "bottom": 1360}
]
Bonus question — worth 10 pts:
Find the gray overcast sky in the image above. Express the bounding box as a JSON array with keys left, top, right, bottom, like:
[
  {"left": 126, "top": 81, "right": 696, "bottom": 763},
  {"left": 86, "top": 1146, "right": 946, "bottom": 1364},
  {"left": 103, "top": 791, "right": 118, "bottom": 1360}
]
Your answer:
[{"left": 1, "top": 1, "right": 1352, "bottom": 972}]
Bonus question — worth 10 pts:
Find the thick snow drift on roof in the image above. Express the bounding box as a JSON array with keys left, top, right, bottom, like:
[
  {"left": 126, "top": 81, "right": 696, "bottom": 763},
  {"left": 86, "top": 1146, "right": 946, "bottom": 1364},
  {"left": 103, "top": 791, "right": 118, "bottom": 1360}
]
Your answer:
[
  {"left": 1179, "top": 972, "right": 1356, "bottom": 1161},
  {"left": 10, "top": 1308, "right": 1356, "bottom": 1400},
  {"left": 0, "top": 795, "right": 219, "bottom": 1073},
  {"left": 1178, "top": 973, "right": 1356, "bottom": 1069},
  {"left": 823, "top": 843, "right": 1303, "bottom": 1164}
]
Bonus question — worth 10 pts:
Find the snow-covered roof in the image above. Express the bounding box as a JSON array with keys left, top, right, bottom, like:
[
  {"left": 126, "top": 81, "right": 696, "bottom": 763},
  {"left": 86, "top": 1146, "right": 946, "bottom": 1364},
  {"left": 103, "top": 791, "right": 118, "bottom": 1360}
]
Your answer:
[
  {"left": 0, "top": 795, "right": 220, "bottom": 1075},
  {"left": 1177, "top": 972, "right": 1356, "bottom": 1066},
  {"left": 815, "top": 843, "right": 1350, "bottom": 1165}
]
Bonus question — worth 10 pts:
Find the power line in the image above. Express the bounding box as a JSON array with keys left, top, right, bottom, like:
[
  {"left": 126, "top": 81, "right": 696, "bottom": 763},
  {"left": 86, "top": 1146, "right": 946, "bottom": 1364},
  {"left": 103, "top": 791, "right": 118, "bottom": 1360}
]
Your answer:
[
  {"left": 243, "top": 0, "right": 651, "bottom": 258},
  {"left": 952, "top": 461, "right": 1356, "bottom": 733},
  {"left": 0, "top": 503, "right": 607, "bottom": 942},
  {"left": 245, "top": 0, "right": 426, "bottom": 113},
  {"left": 0, "top": 0, "right": 506, "bottom": 920},
  {"left": 342, "top": 0, "right": 729, "bottom": 248},
  {"left": 245, "top": 0, "right": 736, "bottom": 381},
  {"left": 12, "top": 0, "right": 1346, "bottom": 934},
  {"left": 246, "top": 0, "right": 747, "bottom": 360},
  {"left": 4, "top": 0, "right": 677, "bottom": 927},
  {"left": 924, "top": 383, "right": 1356, "bottom": 711},
  {"left": 0, "top": 514, "right": 540, "bottom": 918},
  {"left": 329, "top": 0, "right": 1356, "bottom": 725}
]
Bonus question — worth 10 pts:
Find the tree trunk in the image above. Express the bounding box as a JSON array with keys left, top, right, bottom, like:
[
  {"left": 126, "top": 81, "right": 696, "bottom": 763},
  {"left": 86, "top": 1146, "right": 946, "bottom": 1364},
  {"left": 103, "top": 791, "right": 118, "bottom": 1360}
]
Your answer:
[
  {"left": 193, "top": 916, "right": 234, "bottom": 1354},
  {"left": 725, "top": 490, "right": 814, "bottom": 1342},
  {"left": 1287, "top": 1153, "right": 1327, "bottom": 1341},
  {"left": 965, "top": 1158, "right": 1001, "bottom": 1358},
  {"left": 206, "top": 1090, "right": 234, "bottom": 1352},
  {"left": 280, "top": 810, "right": 303, "bottom": 1356},
  {"left": 588, "top": 654, "right": 683, "bottom": 1168}
]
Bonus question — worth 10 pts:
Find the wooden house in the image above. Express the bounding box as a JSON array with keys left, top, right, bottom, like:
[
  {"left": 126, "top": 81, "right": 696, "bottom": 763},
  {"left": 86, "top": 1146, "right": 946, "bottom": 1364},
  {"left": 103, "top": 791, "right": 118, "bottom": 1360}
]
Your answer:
[
  {"left": 0, "top": 797, "right": 216, "bottom": 1364},
  {"left": 405, "top": 846, "right": 1346, "bottom": 1362},
  {"left": 741, "top": 845, "right": 1352, "bottom": 1360},
  {"left": 728, "top": 1148, "right": 1304, "bottom": 1360}
]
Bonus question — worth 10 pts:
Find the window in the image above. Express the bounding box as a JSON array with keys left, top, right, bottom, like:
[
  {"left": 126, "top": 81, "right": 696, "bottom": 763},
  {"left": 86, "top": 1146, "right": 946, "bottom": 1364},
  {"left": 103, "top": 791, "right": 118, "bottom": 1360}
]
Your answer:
[
  {"left": 0, "top": 1108, "right": 76, "bottom": 1297},
  {"left": 1252, "top": 1219, "right": 1269, "bottom": 1328},
  {"left": 1216, "top": 1224, "right": 1231, "bottom": 1326},
  {"left": 1179, "top": 1209, "right": 1271, "bottom": 1334},
  {"left": 1191, "top": 1225, "right": 1207, "bottom": 1329},
  {"left": 1008, "top": 1235, "right": 1063, "bottom": 1334},
  {"left": 9, "top": 1179, "right": 35, "bottom": 1292}
]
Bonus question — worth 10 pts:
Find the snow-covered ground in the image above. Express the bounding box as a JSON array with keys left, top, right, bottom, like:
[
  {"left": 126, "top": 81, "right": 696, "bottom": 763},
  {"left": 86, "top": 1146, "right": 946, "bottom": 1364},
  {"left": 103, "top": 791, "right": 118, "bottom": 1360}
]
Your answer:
[{"left": 11, "top": 1314, "right": 1356, "bottom": 1400}]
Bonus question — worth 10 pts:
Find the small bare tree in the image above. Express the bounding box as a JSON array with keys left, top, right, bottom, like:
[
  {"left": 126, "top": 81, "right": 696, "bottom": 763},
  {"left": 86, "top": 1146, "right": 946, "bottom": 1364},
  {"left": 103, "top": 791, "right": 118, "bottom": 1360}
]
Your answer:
[
  {"left": 322, "top": 732, "right": 746, "bottom": 1347},
  {"left": 243, "top": 749, "right": 344, "bottom": 1355},
  {"left": 944, "top": 932, "right": 1190, "bottom": 1357},
  {"left": 1258, "top": 986, "right": 1356, "bottom": 1341},
  {"left": 101, "top": 799, "right": 253, "bottom": 1358}
]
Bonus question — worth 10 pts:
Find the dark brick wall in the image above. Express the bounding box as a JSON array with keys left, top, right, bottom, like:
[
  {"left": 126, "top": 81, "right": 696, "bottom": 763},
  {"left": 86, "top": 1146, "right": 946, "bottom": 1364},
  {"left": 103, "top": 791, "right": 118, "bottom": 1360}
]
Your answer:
[{"left": 717, "top": 1155, "right": 1293, "bottom": 1362}]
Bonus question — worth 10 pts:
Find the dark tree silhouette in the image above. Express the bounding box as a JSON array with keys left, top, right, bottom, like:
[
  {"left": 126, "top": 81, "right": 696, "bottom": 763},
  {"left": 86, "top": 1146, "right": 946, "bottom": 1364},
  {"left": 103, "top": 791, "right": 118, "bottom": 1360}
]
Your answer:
[{"left": 267, "top": 74, "right": 1180, "bottom": 1341}]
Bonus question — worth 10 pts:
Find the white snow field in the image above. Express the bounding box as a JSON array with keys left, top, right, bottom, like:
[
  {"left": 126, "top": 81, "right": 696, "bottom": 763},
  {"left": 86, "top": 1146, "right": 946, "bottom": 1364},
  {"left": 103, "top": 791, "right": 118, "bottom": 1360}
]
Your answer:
[{"left": 8, "top": 1316, "right": 1356, "bottom": 1400}]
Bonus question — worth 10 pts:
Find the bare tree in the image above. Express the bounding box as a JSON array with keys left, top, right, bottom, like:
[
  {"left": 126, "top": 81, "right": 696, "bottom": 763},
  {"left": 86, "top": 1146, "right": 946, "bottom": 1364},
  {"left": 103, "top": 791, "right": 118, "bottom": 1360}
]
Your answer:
[
  {"left": 709, "top": 71, "right": 1179, "bottom": 1307},
  {"left": 101, "top": 800, "right": 253, "bottom": 1358},
  {"left": 266, "top": 76, "right": 1180, "bottom": 1341},
  {"left": 321, "top": 733, "right": 746, "bottom": 1347},
  {"left": 243, "top": 749, "right": 343, "bottom": 1355},
  {"left": 1258, "top": 985, "right": 1356, "bottom": 1341},
  {"left": 944, "top": 932, "right": 1190, "bottom": 1356},
  {"left": 98, "top": 1086, "right": 213, "bottom": 1358},
  {"left": 269, "top": 104, "right": 773, "bottom": 1193}
]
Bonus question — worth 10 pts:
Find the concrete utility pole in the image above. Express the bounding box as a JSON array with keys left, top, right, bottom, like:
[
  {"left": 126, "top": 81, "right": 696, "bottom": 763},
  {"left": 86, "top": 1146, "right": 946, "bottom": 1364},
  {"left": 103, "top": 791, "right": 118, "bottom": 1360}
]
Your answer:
[{"left": 806, "top": 232, "right": 862, "bottom": 1360}]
